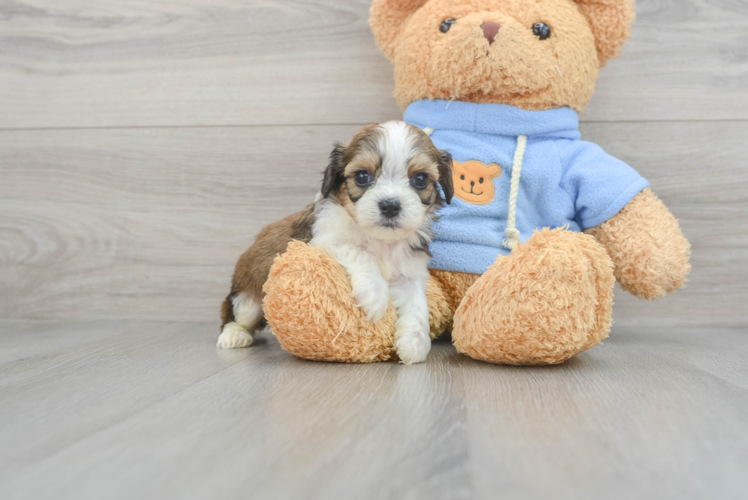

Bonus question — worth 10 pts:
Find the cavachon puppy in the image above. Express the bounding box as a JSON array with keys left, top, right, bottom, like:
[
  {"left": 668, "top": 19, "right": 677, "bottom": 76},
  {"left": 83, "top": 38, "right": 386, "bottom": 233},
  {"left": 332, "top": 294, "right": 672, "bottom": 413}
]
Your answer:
[{"left": 218, "top": 121, "right": 454, "bottom": 364}]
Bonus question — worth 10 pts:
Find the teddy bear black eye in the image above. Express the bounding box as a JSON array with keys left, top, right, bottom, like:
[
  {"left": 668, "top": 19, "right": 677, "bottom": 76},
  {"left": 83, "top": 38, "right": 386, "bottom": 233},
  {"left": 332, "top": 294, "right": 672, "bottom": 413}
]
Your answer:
[
  {"left": 533, "top": 22, "right": 551, "bottom": 40},
  {"left": 440, "top": 18, "right": 456, "bottom": 33},
  {"left": 354, "top": 171, "right": 372, "bottom": 187},
  {"left": 411, "top": 173, "right": 429, "bottom": 190},
  {"left": 460, "top": 174, "right": 465, "bottom": 180},
  {"left": 479, "top": 178, "right": 484, "bottom": 184}
]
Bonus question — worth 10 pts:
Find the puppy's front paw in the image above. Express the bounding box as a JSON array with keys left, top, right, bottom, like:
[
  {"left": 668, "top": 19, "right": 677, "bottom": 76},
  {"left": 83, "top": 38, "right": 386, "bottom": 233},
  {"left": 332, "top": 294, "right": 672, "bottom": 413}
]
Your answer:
[
  {"left": 217, "top": 322, "right": 254, "bottom": 349},
  {"left": 351, "top": 274, "right": 390, "bottom": 323},
  {"left": 395, "top": 332, "right": 431, "bottom": 365}
]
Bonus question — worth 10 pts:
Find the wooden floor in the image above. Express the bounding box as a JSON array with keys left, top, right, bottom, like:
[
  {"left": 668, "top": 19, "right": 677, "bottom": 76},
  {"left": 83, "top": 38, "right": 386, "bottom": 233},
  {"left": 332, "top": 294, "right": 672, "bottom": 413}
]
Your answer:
[
  {"left": 2, "top": 1, "right": 748, "bottom": 498},
  {"left": 0, "top": 320, "right": 746, "bottom": 500}
]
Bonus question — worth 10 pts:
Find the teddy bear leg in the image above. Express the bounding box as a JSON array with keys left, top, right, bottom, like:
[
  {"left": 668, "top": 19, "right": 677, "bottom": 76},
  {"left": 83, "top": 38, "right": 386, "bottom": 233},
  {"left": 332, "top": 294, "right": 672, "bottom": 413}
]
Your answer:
[
  {"left": 452, "top": 228, "right": 615, "bottom": 365},
  {"left": 262, "top": 241, "right": 399, "bottom": 363},
  {"left": 427, "top": 269, "right": 481, "bottom": 337}
]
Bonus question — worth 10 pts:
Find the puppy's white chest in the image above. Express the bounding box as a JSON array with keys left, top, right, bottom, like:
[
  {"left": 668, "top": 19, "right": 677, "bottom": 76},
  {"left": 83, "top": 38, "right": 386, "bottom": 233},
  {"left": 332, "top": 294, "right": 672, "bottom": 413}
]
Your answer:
[
  {"left": 377, "top": 259, "right": 393, "bottom": 282},
  {"left": 370, "top": 241, "right": 410, "bottom": 282}
]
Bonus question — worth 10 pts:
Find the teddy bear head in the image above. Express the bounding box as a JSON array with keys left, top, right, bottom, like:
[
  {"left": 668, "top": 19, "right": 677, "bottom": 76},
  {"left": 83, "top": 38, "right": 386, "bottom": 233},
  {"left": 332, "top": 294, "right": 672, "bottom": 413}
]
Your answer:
[{"left": 370, "top": 0, "right": 635, "bottom": 112}]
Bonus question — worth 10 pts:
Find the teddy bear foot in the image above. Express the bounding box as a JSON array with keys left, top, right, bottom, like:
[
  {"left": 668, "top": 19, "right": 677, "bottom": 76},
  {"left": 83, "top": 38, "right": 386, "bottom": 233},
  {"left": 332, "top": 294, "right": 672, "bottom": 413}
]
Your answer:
[
  {"left": 452, "top": 228, "right": 615, "bottom": 365},
  {"left": 262, "top": 241, "right": 398, "bottom": 363}
]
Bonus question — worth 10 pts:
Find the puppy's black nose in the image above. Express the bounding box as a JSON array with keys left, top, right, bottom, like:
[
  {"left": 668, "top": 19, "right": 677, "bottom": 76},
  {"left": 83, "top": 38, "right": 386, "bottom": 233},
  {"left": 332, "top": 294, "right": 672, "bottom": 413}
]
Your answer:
[{"left": 379, "top": 199, "right": 401, "bottom": 219}]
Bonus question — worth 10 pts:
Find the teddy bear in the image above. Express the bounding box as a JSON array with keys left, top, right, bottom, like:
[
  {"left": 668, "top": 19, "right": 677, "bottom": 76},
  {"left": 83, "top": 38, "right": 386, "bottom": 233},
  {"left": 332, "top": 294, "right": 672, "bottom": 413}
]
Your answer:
[{"left": 260, "top": 0, "right": 692, "bottom": 365}]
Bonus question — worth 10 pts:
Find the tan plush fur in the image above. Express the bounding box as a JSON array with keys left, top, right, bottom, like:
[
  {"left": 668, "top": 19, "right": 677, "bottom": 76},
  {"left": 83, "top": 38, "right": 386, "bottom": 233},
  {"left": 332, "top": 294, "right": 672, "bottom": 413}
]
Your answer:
[
  {"left": 264, "top": 243, "right": 455, "bottom": 363},
  {"left": 586, "top": 188, "right": 692, "bottom": 299},
  {"left": 263, "top": 241, "right": 398, "bottom": 363},
  {"left": 428, "top": 269, "right": 480, "bottom": 332},
  {"left": 370, "top": 0, "right": 634, "bottom": 112},
  {"left": 260, "top": 0, "right": 691, "bottom": 365},
  {"left": 263, "top": 241, "right": 473, "bottom": 361},
  {"left": 452, "top": 228, "right": 614, "bottom": 365}
]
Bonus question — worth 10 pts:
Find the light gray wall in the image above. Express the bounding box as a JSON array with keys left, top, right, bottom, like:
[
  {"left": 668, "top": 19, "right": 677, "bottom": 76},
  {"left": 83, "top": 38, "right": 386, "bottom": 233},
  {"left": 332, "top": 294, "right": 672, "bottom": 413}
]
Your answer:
[{"left": 1, "top": 0, "right": 746, "bottom": 327}]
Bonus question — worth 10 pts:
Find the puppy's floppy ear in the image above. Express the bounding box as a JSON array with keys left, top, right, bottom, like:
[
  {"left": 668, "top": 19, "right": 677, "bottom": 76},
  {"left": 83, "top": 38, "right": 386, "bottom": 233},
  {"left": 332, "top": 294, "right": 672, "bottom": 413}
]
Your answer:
[
  {"left": 437, "top": 150, "right": 454, "bottom": 204},
  {"left": 321, "top": 142, "right": 347, "bottom": 198},
  {"left": 573, "top": 0, "right": 635, "bottom": 66},
  {"left": 370, "top": 0, "right": 430, "bottom": 60}
]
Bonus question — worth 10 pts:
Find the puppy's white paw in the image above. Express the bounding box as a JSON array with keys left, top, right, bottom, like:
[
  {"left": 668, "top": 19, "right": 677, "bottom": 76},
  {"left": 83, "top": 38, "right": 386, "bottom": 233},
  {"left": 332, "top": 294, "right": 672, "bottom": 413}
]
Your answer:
[
  {"left": 217, "top": 322, "right": 254, "bottom": 349},
  {"left": 351, "top": 274, "right": 390, "bottom": 323},
  {"left": 395, "top": 332, "right": 431, "bottom": 365}
]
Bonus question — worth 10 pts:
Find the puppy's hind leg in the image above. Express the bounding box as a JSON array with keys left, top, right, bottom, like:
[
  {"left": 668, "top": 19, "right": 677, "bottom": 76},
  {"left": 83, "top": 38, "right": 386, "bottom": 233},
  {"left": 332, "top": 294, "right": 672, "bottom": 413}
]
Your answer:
[{"left": 217, "top": 292, "right": 265, "bottom": 349}]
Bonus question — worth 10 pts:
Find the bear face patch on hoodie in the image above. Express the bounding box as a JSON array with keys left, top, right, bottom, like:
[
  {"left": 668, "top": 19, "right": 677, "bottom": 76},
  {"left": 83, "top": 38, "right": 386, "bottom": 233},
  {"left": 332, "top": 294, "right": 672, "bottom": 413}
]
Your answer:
[{"left": 405, "top": 99, "right": 649, "bottom": 275}]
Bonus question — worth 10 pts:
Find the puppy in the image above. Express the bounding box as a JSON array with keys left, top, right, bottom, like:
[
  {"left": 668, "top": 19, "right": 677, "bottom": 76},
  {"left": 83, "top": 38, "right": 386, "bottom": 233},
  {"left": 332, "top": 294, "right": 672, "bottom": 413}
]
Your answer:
[{"left": 218, "top": 121, "right": 453, "bottom": 364}]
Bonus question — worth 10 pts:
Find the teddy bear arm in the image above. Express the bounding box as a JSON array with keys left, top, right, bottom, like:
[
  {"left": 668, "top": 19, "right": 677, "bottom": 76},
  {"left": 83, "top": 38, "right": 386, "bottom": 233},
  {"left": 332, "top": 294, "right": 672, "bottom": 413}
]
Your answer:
[{"left": 585, "top": 188, "right": 691, "bottom": 300}]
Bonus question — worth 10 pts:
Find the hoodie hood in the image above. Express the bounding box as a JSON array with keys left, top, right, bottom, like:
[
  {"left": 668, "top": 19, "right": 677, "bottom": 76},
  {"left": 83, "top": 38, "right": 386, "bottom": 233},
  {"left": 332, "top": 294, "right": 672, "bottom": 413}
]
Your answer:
[{"left": 404, "top": 99, "right": 581, "bottom": 140}]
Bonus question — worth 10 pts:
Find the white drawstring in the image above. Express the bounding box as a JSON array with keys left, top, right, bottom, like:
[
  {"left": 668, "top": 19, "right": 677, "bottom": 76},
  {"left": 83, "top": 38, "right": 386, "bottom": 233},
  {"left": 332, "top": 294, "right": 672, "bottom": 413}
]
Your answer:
[
  {"left": 422, "top": 127, "right": 527, "bottom": 251},
  {"left": 503, "top": 135, "right": 527, "bottom": 250}
]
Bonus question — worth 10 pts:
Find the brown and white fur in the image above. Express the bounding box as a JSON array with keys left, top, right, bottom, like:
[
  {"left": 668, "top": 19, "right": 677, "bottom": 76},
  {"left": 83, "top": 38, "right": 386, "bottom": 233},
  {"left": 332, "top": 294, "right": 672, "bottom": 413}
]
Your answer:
[{"left": 218, "top": 121, "right": 454, "bottom": 364}]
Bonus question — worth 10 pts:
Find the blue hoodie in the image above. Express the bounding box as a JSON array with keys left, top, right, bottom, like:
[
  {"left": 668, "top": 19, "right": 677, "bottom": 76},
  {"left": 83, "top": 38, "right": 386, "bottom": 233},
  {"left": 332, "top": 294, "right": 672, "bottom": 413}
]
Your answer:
[{"left": 404, "top": 99, "right": 649, "bottom": 275}]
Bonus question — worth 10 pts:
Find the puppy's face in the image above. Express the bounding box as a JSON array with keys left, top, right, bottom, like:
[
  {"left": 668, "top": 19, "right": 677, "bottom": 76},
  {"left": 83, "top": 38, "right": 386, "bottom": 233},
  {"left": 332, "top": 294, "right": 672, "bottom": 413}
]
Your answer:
[{"left": 321, "top": 121, "right": 453, "bottom": 241}]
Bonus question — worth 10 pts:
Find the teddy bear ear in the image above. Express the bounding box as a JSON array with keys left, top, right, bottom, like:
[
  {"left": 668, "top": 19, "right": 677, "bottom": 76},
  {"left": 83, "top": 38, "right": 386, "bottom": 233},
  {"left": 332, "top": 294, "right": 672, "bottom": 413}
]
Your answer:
[
  {"left": 573, "top": 0, "right": 636, "bottom": 66},
  {"left": 370, "top": 0, "right": 430, "bottom": 60}
]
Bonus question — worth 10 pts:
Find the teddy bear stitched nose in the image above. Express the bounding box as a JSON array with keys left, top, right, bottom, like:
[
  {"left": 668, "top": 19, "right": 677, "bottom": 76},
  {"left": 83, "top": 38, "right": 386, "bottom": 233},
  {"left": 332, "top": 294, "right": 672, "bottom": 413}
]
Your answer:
[{"left": 480, "top": 21, "right": 501, "bottom": 44}]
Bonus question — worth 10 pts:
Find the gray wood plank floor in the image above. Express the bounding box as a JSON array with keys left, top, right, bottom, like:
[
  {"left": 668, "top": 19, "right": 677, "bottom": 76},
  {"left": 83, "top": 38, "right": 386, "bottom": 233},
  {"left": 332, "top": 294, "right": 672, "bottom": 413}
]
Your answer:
[{"left": 1, "top": 320, "right": 746, "bottom": 500}]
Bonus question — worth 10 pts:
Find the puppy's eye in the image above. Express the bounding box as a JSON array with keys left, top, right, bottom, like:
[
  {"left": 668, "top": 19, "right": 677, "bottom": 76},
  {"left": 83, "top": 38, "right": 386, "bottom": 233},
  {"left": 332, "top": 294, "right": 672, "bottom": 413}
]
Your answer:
[
  {"left": 533, "top": 22, "right": 551, "bottom": 40},
  {"left": 411, "top": 173, "right": 429, "bottom": 190},
  {"left": 460, "top": 175, "right": 465, "bottom": 180},
  {"left": 479, "top": 178, "right": 484, "bottom": 184},
  {"left": 354, "top": 171, "right": 372, "bottom": 187},
  {"left": 440, "top": 18, "right": 456, "bottom": 33}
]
